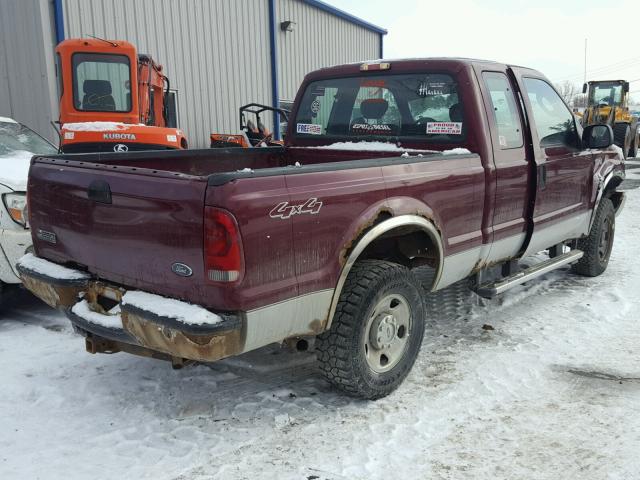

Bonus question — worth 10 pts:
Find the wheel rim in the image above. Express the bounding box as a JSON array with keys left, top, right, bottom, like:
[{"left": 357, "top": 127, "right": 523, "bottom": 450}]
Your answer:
[
  {"left": 364, "top": 293, "right": 412, "bottom": 373},
  {"left": 598, "top": 216, "right": 613, "bottom": 262}
]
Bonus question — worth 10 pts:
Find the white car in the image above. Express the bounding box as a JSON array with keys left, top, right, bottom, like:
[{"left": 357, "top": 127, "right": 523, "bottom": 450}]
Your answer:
[{"left": 0, "top": 117, "right": 57, "bottom": 304}]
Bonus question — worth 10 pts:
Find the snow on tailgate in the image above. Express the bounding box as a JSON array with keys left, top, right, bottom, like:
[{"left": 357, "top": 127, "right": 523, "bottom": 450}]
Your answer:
[{"left": 121, "top": 290, "right": 222, "bottom": 326}]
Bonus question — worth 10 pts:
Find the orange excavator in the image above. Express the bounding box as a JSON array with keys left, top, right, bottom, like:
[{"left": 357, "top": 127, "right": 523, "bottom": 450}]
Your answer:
[{"left": 56, "top": 37, "right": 187, "bottom": 153}]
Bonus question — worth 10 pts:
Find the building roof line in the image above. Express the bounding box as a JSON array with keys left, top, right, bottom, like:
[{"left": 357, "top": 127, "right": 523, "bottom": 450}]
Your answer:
[{"left": 300, "top": 0, "right": 388, "bottom": 35}]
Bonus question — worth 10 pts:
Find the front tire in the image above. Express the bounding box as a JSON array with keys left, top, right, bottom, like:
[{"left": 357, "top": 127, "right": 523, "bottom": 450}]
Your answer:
[
  {"left": 572, "top": 198, "right": 615, "bottom": 276},
  {"left": 629, "top": 125, "right": 639, "bottom": 159},
  {"left": 316, "top": 260, "right": 426, "bottom": 399},
  {"left": 613, "top": 123, "right": 631, "bottom": 158}
]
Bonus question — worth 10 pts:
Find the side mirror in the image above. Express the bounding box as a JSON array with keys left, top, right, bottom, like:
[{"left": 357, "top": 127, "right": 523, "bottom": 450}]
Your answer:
[
  {"left": 582, "top": 124, "right": 613, "bottom": 149},
  {"left": 624, "top": 82, "right": 630, "bottom": 93},
  {"left": 582, "top": 83, "right": 587, "bottom": 94}
]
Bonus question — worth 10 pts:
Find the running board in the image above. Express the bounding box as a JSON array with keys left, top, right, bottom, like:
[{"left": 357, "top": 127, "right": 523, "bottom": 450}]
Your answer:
[{"left": 475, "top": 250, "right": 584, "bottom": 298}]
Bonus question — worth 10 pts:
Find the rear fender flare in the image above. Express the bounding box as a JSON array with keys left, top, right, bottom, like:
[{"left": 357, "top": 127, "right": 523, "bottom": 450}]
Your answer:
[{"left": 325, "top": 215, "right": 443, "bottom": 330}]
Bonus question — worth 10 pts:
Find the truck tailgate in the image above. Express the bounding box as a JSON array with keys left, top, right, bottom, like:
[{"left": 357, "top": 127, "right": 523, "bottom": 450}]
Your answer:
[{"left": 28, "top": 159, "right": 209, "bottom": 302}]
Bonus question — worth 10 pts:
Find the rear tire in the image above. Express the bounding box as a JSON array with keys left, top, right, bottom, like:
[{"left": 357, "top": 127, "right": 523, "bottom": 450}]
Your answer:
[
  {"left": 629, "top": 125, "right": 639, "bottom": 159},
  {"left": 613, "top": 123, "right": 631, "bottom": 158},
  {"left": 572, "top": 198, "right": 615, "bottom": 277},
  {"left": 316, "top": 260, "right": 426, "bottom": 400}
]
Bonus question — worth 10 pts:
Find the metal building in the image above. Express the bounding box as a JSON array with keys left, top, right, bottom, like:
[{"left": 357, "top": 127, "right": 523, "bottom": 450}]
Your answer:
[{"left": 0, "top": 0, "right": 386, "bottom": 147}]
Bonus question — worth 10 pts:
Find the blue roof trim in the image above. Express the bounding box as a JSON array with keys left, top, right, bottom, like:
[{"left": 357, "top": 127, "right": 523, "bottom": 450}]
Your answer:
[{"left": 301, "top": 0, "right": 387, "bottom": 35}]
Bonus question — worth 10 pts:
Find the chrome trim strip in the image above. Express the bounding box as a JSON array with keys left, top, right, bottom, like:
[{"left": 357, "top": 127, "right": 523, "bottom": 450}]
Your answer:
[{"left": 326, "top": 215, "right": 444, "bottom": 330}]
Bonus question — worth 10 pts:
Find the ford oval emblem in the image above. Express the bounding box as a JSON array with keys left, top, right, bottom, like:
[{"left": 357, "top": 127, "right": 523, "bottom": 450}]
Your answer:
[{"left": 171, "top": 262, "right": 193, "bottom": 277}]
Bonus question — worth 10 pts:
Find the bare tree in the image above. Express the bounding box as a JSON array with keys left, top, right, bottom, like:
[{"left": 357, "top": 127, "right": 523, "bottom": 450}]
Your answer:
[
  {"left": 572, "top": 93, "right": 587, "bottom": 109},
  {"left": 555, "top": 81, "right": 578, "bottom": 106}
]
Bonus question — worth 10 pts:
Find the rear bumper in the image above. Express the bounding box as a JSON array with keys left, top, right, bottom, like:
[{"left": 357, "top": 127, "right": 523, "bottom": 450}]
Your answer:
[{"left": 16, "top": 255, "right": 243, "bottom": 363}]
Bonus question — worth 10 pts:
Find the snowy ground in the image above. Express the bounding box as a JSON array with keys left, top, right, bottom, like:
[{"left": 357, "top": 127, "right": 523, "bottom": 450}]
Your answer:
[{"left": 2, "top": 167, "right": 640, "bottom": 480}]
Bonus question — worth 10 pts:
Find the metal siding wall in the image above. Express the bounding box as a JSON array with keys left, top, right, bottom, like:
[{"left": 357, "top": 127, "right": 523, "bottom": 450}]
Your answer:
[
  {"left": 0, "top": 0, "right": 59, "bottom": 143},
  {"left": 63, "top": 0, "right": 273, "bottom": 148},
  {"left": 275, "top": 0, "right": 380, "bottom": 101}
]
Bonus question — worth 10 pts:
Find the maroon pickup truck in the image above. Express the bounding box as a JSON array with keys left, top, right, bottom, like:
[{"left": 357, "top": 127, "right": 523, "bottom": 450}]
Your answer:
[{"left": 18, "top": 58, "right": 626, "bottom": 399}]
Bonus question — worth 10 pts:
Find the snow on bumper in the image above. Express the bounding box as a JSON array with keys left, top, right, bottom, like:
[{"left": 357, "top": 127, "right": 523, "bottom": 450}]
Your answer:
[
  {"left": 0, "top": 229, "right": 32, "bottom": 284},
  {"left": 16, "top": 254, "right": 242, "bottom": 362}
]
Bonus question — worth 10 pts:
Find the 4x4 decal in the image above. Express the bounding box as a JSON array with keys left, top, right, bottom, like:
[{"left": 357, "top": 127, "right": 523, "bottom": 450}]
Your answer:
[{"left": 269, "top": 198, "right": 323, "bottom": 219}]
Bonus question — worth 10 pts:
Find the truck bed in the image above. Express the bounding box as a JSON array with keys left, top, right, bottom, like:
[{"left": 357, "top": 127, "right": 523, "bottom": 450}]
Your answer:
[{"left": 28, "top": 146, "right": 481, "bottom": 312}]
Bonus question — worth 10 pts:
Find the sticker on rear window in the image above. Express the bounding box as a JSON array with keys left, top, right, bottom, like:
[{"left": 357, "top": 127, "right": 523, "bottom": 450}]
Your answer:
[
  {"left": 297, "top": 123, "right": 322, "bottom": 135},
  {"left": 351, "top": 124, "right": 393, "bottom": 133},
  {"left": 426, "top": 122, "right": 462, "bottom": 135}
]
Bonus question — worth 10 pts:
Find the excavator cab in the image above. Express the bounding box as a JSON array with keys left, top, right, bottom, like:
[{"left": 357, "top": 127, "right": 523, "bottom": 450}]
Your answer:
[
  {"left": 56, "top": 38, "right": 186, "bottom": 153},
  {"left": 581, "top": 80, "right": 638, "bottom": 158}
]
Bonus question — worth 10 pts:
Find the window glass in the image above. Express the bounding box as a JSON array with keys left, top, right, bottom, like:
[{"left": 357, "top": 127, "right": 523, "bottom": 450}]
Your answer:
[
  {"left": 482, "top": 72, "right": 523, "bottom": 149},
  {"left": 293, "top": 73, "right": 465, "bottom": 143},
  {"left": 589, "top": 82, "right": 622, "bottom": 106},
  {"left": 523, "top": 78, "right": 579, "bottom": 149},
  {"left": 0, "top": 122, "right": 57, "bottom": 156},
  {"left": 72, "top": 53, "right": 131, "bottom": 112}
]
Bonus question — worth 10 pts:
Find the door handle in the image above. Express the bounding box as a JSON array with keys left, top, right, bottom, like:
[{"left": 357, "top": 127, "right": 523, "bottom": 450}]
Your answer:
[{"left": 538, "top": 164, "right": 547, "bottom": 190}]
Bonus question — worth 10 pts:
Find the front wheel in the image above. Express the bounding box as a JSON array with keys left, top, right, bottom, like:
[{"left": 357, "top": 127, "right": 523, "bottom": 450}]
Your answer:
[
  {"left": 629, "top": 125, "right": 639, "bottom": 159},
  {"left": 572, "top": 198, "right": 615, "bottom": 276},
  {"left": 316, "top": 260, "right": 426, "bottom": 399},
  {"left": 613, "top": 123, "right": 631, "bottom": 158}
]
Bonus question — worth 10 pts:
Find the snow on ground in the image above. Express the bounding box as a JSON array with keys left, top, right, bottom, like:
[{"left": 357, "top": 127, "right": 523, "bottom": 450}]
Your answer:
[{"left": 2, "top": 179, "right": 640, "bottom": 479}]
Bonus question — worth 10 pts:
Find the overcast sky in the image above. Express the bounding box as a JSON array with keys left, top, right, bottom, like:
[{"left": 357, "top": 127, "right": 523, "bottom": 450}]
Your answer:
[{"left": 328, "top": 0, "right": 640, "bottom": 102}]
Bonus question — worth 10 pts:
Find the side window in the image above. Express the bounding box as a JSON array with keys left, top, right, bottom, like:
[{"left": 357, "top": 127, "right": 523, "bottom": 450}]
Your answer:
[
  {"left": 482, "top": 71, "right": 523, "bottom": 149},
  {"left": 523, "top": 78, "right": 579, "bottom": 149}
]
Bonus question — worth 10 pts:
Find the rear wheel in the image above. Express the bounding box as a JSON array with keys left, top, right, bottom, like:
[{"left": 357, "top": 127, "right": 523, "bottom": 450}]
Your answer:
[
  {"left": 572, "top": 198, "right": 615, "bottom": 277},
  {"left": 316, "top": 260, "right": 426, "bottom": 399},
  {"left": 628, "top": 125, "right": 639, "bottom": 159},
  {"left": 613, "top": 123, "right": 631, "bottom": 158}
]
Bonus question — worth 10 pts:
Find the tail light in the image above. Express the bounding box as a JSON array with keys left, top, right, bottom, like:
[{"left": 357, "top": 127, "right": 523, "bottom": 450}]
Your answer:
[{"left": 204, "top": 207, "right": 244, "bottom": 283}]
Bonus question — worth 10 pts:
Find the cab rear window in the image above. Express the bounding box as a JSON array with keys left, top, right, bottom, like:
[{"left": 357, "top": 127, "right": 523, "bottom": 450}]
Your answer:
[{"left": 292, "top": 73, "right": 464, "bottom": 143}]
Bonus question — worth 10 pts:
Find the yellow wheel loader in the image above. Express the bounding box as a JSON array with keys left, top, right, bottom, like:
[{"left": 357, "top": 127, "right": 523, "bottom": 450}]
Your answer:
[{"left": 582, "top": 80, "right": 639, "bottom": 158}]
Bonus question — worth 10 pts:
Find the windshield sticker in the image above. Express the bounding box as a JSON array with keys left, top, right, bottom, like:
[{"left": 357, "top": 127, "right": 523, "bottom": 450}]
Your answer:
[
  {"left": 311, "top": 86, "right": 326, "bottom": 96},
  {"left": 418, "top": 81, "right": 449, "bottom": 97},
  {"left": 310, "top": 100, "right": 320, "bottom": 114},
  {"left": 351, "top": 124, "right": 393, "bottom": 133},
  {"left": 499, "top": 135, "right": 507, "bottom": 147},
  {"left": 426, "top": 122, "right": 462, "bottom": 135},
  {"left": 297, "top": 123, "right": 322, "bottom": 135}
]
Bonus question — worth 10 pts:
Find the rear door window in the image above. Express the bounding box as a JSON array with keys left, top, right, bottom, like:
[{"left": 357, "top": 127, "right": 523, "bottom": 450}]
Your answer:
[
  {"left": 482, "top": 72, "right": 523, "bottom": 149},
  {"left": 293, "top": 73, "right": 465, "bottom": 143}
]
